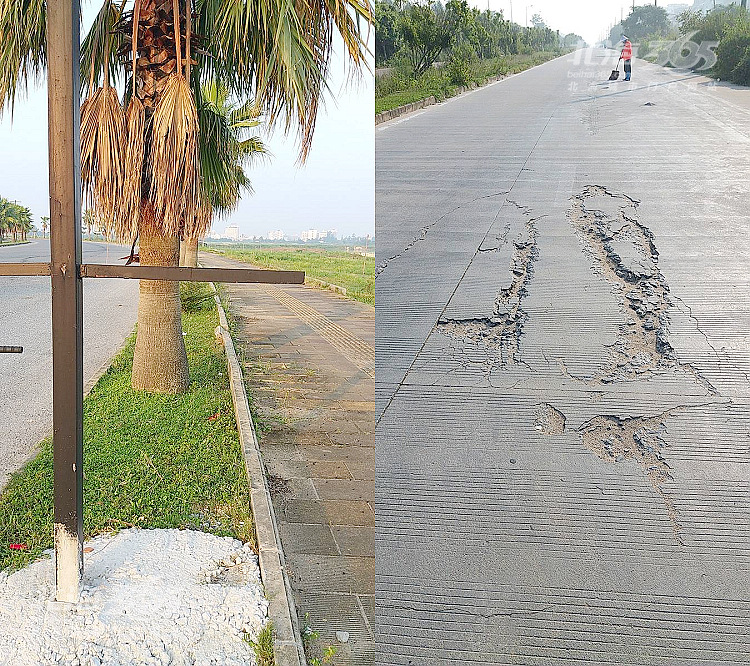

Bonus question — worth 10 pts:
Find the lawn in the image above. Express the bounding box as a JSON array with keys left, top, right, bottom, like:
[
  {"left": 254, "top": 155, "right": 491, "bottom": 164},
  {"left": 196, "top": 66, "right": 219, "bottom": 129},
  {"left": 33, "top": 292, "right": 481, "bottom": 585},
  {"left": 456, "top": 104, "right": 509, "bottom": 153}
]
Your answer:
[
  {"left": 208, "top": 246, "right": 376, "bottom": 306},
  {"left": 0, "top": 282, "right": 253, "bottom": 571},
  {"left": 376, "top": 51, "right": 565, "bottom": 115}
]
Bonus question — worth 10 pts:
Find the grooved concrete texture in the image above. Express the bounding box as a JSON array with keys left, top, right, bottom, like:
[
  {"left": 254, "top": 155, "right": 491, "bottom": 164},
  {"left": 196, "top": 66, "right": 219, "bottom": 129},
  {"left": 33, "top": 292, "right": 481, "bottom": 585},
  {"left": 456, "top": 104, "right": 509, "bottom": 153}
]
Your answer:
[
  {"left": 205, "top": 254, "right": 375, "bottom": 665},
  {"left": 376, "top": 50, "right": 750, "bottom": 664}
]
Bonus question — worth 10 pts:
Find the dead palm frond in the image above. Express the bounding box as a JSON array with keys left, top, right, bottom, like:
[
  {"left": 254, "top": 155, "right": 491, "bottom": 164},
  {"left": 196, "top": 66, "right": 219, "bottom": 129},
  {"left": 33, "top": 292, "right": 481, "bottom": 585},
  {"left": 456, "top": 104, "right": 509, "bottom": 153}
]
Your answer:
[
  {"left": 148, "top": 73, "right": 200, "bottom": 234},
  {"left": 80, "top": 85, "right": 127, "bottom": 232},
  {"left": 119, "top": 96, "right": 145, "bottom": 240},
  {"left": 117, "top": 0, "right": 145, "bottom": 241}
]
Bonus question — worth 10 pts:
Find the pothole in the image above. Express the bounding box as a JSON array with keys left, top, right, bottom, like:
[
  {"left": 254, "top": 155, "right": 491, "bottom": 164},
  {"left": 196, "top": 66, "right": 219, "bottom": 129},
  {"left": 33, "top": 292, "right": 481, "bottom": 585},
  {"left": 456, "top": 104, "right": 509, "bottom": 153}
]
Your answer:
[
  {"left": 569, "top": 185, "right": 714, "bottom": 393},
  {"left": 578, "top": 410, "right": 683, "bottom": 542},
  {"left": 535, "top": 403, "right": 566, "bottom": 435},
  {"left": 537, "top": 402, "right": 684, "bottom": 543},
  {"left": 437, "top": 201, "right": 539, "bottom": 369}
]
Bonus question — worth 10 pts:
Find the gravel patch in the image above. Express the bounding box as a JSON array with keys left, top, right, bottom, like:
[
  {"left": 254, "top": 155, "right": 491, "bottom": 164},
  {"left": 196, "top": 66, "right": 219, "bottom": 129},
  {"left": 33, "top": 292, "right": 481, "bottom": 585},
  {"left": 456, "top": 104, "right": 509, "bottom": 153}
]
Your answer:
[{"left": 0, "top": 528, "right": 268, "bottom": 666}]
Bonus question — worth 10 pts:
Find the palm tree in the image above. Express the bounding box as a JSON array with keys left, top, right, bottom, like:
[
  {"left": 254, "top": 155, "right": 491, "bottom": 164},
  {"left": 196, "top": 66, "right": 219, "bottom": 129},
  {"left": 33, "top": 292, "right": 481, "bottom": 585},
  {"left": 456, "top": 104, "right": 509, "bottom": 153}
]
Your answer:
[
  {"left": 0, "top": 0, "right": 371, "bottom": 393},
  {"left": 41, "top": 216, "right": 49, "bottom": 239},
  {"left": 181, "top": 83, "right": 267, "bottom": 268},
  {"left": 0, "top": 197, "right": 32, "bottom": 242}
]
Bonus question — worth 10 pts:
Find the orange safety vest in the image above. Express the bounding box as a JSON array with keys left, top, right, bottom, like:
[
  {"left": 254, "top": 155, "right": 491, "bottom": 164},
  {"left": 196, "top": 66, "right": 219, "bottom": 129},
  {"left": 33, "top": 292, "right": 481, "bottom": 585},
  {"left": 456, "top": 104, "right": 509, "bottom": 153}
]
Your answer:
[{"left": 622, "top": 41, "right": 633, "bottom": 60}]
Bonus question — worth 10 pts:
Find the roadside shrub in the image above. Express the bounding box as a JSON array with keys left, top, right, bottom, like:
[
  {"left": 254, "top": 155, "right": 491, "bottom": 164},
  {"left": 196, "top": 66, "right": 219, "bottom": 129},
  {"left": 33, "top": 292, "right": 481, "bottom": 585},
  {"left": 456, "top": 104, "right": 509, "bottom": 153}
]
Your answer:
[
  {"left": 714, "top": 28, "right": 750, "bottom": 81},
  {"left": 447, "top": 43, "right": 476, "bottom": 86},
  {"left": 730, "top": 45, "right": 750, "bottom": 85}
]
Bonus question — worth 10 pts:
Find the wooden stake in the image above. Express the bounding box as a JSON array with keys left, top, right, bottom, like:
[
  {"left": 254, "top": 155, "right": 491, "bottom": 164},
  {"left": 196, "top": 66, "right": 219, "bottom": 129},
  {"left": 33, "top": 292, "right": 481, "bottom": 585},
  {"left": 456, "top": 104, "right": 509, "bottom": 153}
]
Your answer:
[{"left": 47, "top": 0, "right": 84, "bottom": 604}]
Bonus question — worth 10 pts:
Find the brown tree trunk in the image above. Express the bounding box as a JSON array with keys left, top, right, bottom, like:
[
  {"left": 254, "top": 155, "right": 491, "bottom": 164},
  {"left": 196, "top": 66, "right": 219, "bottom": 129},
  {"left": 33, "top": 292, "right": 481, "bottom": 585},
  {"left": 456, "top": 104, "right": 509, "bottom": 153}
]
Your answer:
[
  {"left": 184, "top": 234, "right": 199, "bottom": 267},
  {"left": 131, "top": 205, "right": 189, "bottom": 393},
  {"left": 179, "top": 238, "right": 187, "bottom": 266}
]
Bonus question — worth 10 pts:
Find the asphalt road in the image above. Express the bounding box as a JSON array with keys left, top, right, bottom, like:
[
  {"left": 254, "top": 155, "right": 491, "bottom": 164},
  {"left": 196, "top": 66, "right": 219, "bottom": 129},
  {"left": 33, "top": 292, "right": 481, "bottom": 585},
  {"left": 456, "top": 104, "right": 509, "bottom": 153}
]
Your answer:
[
  {"left": 376, "top": 50, "right": 750, "bottom": 664},
  {"left": 0, "top": 240, "right": 138, "bottom": 488}
]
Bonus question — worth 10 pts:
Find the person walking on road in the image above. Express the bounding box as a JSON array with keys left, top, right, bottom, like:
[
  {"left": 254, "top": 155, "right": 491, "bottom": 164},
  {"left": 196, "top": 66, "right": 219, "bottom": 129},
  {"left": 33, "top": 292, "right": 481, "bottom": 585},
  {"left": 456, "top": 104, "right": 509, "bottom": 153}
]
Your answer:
[{"left": 621, "top": 35, "right": 633, "bottom": 81}]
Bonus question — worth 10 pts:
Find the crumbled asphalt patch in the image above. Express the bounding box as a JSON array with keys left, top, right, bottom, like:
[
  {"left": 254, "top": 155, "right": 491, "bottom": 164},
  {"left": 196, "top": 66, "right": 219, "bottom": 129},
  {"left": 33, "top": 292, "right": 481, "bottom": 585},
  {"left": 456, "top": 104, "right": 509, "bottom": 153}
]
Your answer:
[{"left": 437, "top": 200, "right": 539, "bottom": 368}]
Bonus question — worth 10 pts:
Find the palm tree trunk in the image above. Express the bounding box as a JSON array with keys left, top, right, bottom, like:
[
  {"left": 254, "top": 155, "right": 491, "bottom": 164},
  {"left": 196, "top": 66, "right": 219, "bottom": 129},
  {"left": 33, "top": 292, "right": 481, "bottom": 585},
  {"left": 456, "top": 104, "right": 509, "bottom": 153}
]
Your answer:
[
  {"left": 179, "top": 239, "right": 187, "bottom": 266},
  {"left": 184, "top": 234, "right": 199, "bottom": 267},
  {"left": 131, "top": 203, "right": 189, "bottom": 393}
]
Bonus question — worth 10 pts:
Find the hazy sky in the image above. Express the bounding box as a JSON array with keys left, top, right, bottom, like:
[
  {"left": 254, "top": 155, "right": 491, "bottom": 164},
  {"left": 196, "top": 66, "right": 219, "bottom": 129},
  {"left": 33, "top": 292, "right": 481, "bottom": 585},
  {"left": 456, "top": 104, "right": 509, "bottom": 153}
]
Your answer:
[
  {"left": 0, "top": 11, "right": 374, "bottom": 240},
  {"left": 483, "top": 0, "right": 672, "bottom": 45}
]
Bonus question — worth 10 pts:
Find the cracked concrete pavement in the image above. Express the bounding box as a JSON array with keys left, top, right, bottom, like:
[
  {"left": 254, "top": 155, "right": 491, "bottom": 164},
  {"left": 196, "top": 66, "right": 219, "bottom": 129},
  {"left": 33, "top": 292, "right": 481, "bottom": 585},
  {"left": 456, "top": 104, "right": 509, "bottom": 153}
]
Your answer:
[{"left": 376, "top": 50, "right": 750, "bottom": 664}]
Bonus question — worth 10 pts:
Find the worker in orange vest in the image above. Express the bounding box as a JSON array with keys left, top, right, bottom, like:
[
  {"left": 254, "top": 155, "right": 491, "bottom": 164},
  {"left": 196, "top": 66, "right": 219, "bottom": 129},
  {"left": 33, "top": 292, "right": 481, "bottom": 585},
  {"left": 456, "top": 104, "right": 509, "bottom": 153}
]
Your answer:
[{"left": 621, "top": 35, "right": 633, "bottom": 81}]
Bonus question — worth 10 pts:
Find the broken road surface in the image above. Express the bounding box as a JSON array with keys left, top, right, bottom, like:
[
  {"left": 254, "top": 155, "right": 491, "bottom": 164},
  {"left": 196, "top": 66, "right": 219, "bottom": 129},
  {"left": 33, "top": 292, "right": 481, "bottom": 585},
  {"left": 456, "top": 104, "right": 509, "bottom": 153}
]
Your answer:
[{"left": 376, "top": 49, "right": 750, "bottom": 664}]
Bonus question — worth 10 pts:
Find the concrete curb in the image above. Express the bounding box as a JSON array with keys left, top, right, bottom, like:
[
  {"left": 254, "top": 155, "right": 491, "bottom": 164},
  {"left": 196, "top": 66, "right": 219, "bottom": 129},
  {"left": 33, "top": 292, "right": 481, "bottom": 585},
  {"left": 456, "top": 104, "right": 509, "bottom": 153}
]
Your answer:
[
  {"left": 375, "top": 95, "right": 437, "bottom": 125},
  {"left": 376, "top": 51, "right": 578, "bottom": 126},
  {"left": 307, "top": 277, "right": 347, "bottom": 297},
  {"left": 375, "top": 76, "right": 506, "bottom": 125},
  {"left": 210, "top": 285, "right": 307, "bottom": 666}
]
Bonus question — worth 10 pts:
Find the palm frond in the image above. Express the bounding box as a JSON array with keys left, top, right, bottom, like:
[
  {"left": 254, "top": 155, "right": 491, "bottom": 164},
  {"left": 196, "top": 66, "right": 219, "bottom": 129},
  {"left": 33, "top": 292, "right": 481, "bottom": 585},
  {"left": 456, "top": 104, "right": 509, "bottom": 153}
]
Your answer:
[
  {"left": 81, "top": 0, "right": 126, "bottom": 95},
  {"left": 148, "top": 73, "right": 200, "bottom": 235},
  {"left": 80, "top": 85, "right": 127, "bottom": 234},
  {"left": 0, "top": 0, "right": 46, "bottom": 113},
  {"left": 118, "top": 95, "right": 146, "bottom": 241}
]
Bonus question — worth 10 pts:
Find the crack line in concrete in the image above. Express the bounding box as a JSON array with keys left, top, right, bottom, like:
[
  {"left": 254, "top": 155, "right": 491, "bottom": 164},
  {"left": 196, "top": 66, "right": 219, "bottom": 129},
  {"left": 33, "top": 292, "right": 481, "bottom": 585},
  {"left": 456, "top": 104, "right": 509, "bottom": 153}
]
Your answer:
[{"left": 375, "top": 191, "right": 508, "bottom": 277}]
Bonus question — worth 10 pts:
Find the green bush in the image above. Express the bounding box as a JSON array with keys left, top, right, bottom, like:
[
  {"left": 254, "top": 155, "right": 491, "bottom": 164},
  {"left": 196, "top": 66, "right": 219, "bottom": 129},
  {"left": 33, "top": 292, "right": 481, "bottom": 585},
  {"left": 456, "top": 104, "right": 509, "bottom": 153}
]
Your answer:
[
  {"left": 730, "top": 43, "right": 750, "bottom": 85},
  {"left": 714, "top": 28, "right": 750, "bottom": 81},
  {"left": 447, "top": 43, "right": 476, "bottom": 86}
]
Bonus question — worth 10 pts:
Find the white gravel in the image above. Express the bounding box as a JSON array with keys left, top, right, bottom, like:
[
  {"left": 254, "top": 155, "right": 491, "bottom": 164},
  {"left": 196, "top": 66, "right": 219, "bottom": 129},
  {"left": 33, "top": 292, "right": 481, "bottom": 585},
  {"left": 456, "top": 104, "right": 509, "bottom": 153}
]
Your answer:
[{"left": 0, "top": 529, "right": 268, "bottom": 666}]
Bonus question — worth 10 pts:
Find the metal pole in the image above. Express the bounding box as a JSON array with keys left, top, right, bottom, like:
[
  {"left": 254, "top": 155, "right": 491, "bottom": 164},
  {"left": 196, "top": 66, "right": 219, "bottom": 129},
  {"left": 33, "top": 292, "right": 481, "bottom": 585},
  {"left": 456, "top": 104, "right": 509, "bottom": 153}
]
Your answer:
[{"left": 47, "top": 0, "right": 84, "bottom": 604}]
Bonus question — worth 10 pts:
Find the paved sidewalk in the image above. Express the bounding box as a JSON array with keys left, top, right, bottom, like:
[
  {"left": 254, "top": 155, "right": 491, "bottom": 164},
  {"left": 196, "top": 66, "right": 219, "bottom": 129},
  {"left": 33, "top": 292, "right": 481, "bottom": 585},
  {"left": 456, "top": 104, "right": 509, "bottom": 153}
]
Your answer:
[{"left": 205, "top": 254, "right": 375, "bottom": 665}]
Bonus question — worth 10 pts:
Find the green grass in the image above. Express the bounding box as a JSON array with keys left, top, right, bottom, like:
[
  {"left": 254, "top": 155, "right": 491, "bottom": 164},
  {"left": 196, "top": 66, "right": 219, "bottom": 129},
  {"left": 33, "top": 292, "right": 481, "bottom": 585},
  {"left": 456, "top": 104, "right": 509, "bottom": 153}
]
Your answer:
[
  {"left": 208, "top": 246, "right": 375, "bottom": 306},
  {"left": 247, "top": 623, "right": 276, "bottom": 666},
  {"left": 376, "top": 51, "right": 564, "bottom": 114},
  {"left": 0, "top": 282, "right": 254, "bottom": 572}
]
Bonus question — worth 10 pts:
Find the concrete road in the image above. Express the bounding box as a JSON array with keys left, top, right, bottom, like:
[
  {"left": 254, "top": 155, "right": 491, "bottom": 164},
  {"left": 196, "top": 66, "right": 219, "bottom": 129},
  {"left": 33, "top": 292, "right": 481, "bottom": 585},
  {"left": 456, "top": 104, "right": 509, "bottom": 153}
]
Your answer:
[
  {"left": 0, "top": 240, "right": 138, "bottom": 488},
  {"left": 376, "top": 50, "right": 750, "bottom": 664}
]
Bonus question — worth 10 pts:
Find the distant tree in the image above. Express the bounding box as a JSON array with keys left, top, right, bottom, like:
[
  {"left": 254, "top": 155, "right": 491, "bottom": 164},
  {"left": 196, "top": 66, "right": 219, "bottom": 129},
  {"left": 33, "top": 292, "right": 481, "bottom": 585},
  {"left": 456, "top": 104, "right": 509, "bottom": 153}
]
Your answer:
[
  {"left": 40, "top": 216, "right": 49, "bottom": 238},
  {"left": 563, "top": 33, "right": 585, "bottom": 48},
  {"left": 531, "top": 13, "right": 546, "bottom": 29},
  {"left": 399, "top": 0, "right": 470, "bottom": 75},
  {"left": 620, "top": 5, "right": 671, "bottom": 42},
  {"left": 0, "top": 197, "right": 32, "bottom": 241},
  {"left": 83, "top": 208, "right": 97, "bottom": 238},
  {"left": 375, "top": 0, "right": 402, "bottom": 64}
]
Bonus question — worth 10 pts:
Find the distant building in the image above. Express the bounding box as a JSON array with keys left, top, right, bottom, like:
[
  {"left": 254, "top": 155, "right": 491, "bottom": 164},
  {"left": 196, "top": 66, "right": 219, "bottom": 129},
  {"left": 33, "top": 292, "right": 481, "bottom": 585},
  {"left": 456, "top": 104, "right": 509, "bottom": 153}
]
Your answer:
[
  {"left": 224, "top": 225, "right": 240, "bottom": 241},
  {"left": 666, "top": 3, "right": 690, "bottom": 17},
  {"left": 691, "top": 0, "right": 730, "bottom": 11},
  {"left": 267, "top": 230, "right": 284, "bottom": 241}
]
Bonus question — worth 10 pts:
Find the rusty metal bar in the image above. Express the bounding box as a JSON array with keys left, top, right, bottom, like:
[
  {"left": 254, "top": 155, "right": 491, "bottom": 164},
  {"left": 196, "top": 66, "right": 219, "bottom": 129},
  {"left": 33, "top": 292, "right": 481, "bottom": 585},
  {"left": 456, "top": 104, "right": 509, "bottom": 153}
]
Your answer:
[
  {"left": 48, "top": 0, "right": 84, "bottom": 604},
  {"left": 0, "top": 346, "right": 23, "bottom": 353},
  {"left": 79, "top": 264, "right": 305, "bottom": 284},
  {"left": 0, "top": 263, "right": 51, "bottom": 276}
]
